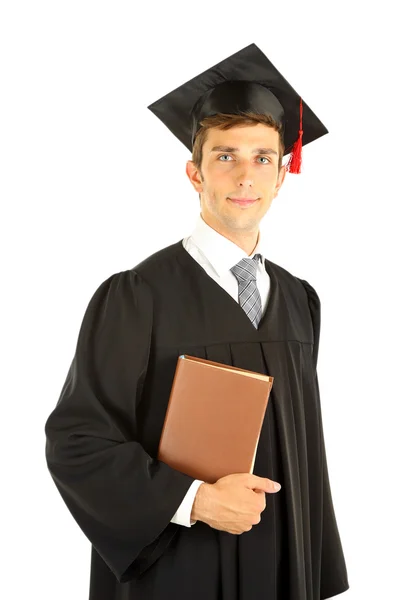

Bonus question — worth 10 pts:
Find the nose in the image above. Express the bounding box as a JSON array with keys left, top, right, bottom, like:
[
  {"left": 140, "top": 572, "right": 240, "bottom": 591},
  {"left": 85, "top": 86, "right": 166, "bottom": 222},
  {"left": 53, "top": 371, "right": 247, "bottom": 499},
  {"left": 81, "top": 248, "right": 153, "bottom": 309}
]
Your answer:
[
  {"left": 235, "top": 162, "right": 255, "bottom": 188},
  {"left": 237, "top": 178, "right": 254, "bottom": 188}
]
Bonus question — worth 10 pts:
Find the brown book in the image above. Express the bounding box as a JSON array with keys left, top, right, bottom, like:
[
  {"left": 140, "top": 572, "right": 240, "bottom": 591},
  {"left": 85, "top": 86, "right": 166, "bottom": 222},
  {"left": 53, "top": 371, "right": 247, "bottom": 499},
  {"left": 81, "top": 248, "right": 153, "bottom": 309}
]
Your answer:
[{"left": 157, "top": 354, "right": 274, "bottom": 484}]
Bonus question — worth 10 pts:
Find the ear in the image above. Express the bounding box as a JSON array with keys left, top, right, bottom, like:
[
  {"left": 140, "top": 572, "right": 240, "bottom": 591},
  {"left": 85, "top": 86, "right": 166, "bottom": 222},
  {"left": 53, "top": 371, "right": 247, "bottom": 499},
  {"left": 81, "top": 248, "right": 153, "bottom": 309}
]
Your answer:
[
  {"left": 186, "top": 160, "right": 203, "bottom": 193},
  {"left": 273, "top": 164, "right": 287, "bottom": 198}
]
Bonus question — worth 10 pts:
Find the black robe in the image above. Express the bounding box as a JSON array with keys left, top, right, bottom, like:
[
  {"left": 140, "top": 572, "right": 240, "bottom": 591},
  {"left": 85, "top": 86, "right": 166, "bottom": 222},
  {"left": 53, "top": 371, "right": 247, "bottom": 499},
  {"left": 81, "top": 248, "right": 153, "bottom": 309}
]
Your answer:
[{"left": 44, "top": 239, "right": 349, "bottom": 600}]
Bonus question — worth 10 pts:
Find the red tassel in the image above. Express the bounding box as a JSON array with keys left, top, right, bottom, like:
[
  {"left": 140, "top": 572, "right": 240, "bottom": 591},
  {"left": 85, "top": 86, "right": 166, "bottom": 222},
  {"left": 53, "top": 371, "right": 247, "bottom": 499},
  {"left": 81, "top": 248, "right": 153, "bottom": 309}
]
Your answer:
[{"left": 286, "top": 97, "right": 303, "bottom": 174}]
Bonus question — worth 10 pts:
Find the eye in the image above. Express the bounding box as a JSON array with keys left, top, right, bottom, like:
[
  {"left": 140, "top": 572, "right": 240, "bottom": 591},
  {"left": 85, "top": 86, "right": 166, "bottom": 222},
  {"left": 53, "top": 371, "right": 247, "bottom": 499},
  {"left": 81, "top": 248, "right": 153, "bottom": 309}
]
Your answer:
[{"left": 217, "top": 154, "right": 270, "bottom": 164}]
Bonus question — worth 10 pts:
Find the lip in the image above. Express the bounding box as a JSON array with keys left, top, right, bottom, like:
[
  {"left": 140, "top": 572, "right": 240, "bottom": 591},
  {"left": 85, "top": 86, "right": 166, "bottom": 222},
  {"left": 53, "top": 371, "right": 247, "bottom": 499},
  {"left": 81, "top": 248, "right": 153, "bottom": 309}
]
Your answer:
[{"left": 228, "top": 197, "right": 258, "bottom": 206}]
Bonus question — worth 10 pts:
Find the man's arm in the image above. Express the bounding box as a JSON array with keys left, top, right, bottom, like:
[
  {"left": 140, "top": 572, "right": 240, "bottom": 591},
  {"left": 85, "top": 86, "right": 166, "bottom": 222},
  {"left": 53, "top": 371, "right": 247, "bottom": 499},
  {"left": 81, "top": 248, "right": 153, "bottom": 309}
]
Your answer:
[{"left": 45, "top": 271, "right": 197, "bottom": 584}]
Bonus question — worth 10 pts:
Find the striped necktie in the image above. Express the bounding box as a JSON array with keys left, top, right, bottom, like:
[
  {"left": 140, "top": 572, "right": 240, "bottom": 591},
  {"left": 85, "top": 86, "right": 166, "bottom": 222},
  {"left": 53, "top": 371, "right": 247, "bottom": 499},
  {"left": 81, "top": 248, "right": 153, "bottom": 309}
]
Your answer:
[{"left": 230, "top": 253, "right": 263, "bottom": 329}]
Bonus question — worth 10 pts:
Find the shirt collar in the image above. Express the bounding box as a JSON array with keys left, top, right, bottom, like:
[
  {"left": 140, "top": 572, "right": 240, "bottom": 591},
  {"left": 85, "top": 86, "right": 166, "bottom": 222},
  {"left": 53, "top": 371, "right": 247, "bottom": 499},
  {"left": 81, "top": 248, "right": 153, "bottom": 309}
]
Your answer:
[{"left": 189, "top": 213, "right": 265, "bottom": 278}]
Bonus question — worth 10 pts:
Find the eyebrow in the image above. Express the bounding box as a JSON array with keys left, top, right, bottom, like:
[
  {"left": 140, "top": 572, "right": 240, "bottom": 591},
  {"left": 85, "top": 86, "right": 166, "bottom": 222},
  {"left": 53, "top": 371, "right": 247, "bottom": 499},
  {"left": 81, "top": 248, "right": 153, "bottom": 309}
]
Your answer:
[{"left": 210, "top": 145, "right": 278, "bottom": 156}]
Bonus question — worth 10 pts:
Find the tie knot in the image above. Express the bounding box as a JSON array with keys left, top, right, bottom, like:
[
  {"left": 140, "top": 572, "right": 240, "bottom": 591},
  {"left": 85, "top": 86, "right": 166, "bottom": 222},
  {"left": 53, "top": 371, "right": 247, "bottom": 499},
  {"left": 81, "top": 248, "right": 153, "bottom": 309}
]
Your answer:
[{"left": 230, "top": 253, "right": 261, "bottom": 282}]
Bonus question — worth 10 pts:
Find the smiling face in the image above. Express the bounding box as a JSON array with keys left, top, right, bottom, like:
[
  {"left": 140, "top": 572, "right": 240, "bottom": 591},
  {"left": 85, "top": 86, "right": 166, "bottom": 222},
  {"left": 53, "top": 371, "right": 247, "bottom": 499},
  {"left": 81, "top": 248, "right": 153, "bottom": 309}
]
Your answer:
[{"left": 186, "top": 122, "right": 287, "bottom": 253}]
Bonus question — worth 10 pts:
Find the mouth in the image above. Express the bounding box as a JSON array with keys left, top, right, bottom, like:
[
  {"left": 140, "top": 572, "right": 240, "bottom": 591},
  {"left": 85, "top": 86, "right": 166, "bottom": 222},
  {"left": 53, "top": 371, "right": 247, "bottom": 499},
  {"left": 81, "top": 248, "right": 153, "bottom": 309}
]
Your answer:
[{"left": 227, "top": 197, "right": 259, "bottom": 207}]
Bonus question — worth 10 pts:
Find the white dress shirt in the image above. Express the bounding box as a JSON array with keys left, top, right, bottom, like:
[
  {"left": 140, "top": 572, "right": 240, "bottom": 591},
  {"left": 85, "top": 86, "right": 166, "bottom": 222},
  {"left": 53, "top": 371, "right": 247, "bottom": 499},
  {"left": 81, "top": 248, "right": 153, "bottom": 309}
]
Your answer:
[{"left": 170, "top": 213, "right": 271, "bottom": 527}]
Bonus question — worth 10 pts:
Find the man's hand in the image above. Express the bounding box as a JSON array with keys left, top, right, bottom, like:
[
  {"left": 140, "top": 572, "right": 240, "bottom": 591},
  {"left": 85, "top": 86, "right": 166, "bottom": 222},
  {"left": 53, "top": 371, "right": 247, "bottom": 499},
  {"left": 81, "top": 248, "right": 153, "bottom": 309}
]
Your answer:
[{"left": 191, "top": 473, "right": 281, "bottom": 535}]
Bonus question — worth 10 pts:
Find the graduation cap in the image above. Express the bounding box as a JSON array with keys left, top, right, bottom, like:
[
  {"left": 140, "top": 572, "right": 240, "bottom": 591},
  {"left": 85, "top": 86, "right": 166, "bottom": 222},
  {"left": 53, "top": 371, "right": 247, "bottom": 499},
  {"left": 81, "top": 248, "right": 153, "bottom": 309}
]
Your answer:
[{"left": 147, "top": 43, "right": 328, "bottom": 174}]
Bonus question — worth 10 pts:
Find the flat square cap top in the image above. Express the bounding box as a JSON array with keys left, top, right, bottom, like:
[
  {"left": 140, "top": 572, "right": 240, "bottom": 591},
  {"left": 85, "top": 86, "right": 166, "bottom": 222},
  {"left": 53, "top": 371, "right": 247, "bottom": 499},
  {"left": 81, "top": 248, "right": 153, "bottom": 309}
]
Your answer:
[{"left": 147, "top": 43, "right": 328, "bottom": 156}]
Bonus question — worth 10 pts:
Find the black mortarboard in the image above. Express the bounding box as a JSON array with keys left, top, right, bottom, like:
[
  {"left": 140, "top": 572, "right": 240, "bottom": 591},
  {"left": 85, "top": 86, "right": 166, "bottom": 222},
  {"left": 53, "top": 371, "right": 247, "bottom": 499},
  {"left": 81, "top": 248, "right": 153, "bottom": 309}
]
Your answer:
[{"left": 147, "top": 43, "right": 328, "bottom": 173}]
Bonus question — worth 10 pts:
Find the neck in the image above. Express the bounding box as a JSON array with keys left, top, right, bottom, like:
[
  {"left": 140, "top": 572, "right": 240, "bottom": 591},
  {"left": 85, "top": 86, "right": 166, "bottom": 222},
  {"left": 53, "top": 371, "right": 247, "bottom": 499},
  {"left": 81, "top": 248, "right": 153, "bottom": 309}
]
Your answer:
[{"left": 201, "top": 213, "right": 259, "bottom": 256}]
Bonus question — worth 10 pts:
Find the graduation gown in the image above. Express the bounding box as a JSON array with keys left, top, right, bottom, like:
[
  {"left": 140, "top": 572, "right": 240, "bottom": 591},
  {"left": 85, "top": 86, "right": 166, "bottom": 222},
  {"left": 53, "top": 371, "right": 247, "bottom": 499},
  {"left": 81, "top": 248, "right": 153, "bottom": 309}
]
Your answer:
[{"left": 44, "top": 239, "right": 349, "bottom": 600}]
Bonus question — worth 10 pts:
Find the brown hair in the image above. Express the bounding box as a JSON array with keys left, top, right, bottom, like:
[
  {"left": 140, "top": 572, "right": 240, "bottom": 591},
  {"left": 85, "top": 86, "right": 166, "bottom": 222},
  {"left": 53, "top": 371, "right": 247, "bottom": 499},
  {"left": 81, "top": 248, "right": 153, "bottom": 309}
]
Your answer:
[{"left": 191, "top": 112, "right": 285, "bottom": 181}]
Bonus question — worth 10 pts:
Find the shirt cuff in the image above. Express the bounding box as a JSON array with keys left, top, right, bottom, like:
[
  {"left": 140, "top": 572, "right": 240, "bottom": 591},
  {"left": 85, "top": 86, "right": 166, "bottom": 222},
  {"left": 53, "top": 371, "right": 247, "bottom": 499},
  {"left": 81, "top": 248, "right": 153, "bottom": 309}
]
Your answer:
[{"left": 170, "top": 479, "right": 205, "bottom": 527}]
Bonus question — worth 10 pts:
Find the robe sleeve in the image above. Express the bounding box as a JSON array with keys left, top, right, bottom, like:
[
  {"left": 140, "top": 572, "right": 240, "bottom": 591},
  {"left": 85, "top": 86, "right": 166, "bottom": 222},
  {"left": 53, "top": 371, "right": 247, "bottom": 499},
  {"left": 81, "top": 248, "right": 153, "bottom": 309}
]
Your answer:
[
  {"left": 300, "top": 279, "right": 350, "bottom": 599},
  {"left": 44, "top": 269, "right": 196, "bottom": 583}
]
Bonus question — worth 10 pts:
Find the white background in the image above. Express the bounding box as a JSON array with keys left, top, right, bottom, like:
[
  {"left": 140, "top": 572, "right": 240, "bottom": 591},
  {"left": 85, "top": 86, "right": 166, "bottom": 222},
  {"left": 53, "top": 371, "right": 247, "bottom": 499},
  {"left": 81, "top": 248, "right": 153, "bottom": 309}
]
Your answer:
[{"left": 1, "top": 1, "right": 393, "bottom": 598}]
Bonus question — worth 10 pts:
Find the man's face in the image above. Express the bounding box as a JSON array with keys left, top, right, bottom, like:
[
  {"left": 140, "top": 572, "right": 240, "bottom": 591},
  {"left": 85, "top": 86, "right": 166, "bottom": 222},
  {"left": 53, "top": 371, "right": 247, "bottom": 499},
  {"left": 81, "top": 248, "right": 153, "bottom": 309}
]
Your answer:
[{"left": 186, "top": 123, "right": 286, "bottom": 238}]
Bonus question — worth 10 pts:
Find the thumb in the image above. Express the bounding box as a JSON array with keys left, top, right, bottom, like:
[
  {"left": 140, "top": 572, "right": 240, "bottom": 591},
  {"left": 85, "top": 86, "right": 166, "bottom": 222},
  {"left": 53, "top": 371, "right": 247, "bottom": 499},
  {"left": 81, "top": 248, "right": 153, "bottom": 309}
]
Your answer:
[{"left": 247, "top": 475, "right": 281, "bottom": 493}]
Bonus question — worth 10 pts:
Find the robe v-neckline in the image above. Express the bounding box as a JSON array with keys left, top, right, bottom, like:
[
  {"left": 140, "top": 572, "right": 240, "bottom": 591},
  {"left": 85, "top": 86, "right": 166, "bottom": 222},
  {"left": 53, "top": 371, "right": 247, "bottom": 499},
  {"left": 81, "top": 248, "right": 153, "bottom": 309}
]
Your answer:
[{"left": 175, "top": 239, "right": 278, "bottom": 337}]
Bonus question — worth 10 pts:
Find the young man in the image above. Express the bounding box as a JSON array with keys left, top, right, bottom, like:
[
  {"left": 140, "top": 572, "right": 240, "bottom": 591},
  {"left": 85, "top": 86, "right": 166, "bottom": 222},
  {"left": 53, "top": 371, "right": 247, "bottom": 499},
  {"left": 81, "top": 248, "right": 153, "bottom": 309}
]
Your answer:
[{"left": 45, "top": 44, "right": 349, "bottom": 599}]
